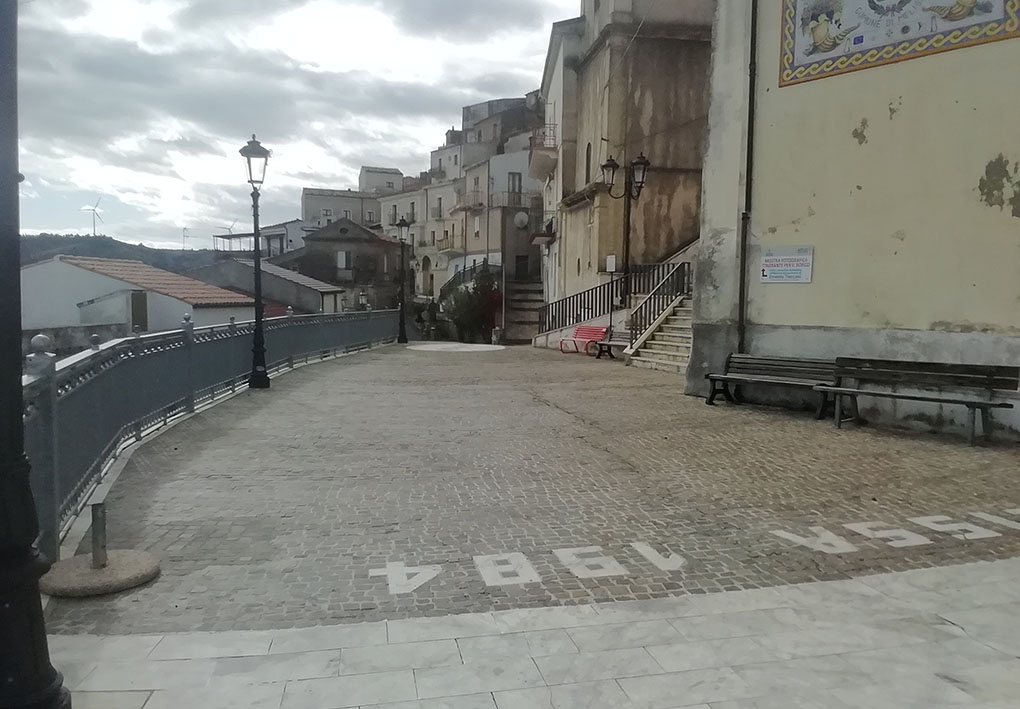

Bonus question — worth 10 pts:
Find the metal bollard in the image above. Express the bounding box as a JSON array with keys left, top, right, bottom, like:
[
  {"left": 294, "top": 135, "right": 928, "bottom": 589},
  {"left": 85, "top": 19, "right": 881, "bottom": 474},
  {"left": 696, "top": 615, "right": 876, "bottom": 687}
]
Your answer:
[{"left": 91, "top": 503, "right": 108, "bottom": 569}]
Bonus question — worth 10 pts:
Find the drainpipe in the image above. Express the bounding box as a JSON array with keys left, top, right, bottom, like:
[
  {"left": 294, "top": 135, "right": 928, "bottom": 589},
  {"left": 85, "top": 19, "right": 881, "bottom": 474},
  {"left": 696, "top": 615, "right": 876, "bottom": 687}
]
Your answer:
[{"left": 737, "top": 0, "right": 759, "bottom": 354}]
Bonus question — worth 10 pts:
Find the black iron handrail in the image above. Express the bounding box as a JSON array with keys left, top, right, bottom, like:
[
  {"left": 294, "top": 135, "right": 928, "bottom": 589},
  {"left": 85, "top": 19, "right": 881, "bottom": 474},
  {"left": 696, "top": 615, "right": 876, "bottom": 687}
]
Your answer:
[
  {"left": 537, "top": 263, "right": 676, "bottom": 334},
  {"left": 438, "top": 262, "right": 503, "bottom": 302},
  {"left": 629, "top": 262, "right": 692, "bottom": 345}
]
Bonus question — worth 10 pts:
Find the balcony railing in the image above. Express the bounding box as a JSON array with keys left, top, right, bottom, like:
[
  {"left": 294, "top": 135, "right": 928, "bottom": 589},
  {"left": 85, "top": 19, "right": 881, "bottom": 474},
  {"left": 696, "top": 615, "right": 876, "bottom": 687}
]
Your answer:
[
  {"left": 530, "top": 124, "right": 557, "bottom": 150},
  {"left": 430, "top": 206, "right": 445, "bottom": 219},
  {"left": 436, "top": 237, "right": 459, "bottom": 253},
  {"left": 489, "top": 191, "right": 542, "bottom": 209},
  {"left": 439, "top": 262, "right": 503, "bottom": 303},
  {"left": 22, "top": 311, "right": 398, "bottom": 560},
  {"left": 454, "top": 190, "right": 486, "bottom": 212}
]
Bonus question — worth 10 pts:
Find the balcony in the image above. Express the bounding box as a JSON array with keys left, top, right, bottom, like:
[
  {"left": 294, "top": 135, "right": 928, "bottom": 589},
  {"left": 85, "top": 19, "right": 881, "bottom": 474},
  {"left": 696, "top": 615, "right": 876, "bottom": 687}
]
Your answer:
[
  {"left": 436, "top": 237, "right": 459, "bottom": 253},
  {"left": 430, "top": 206, "right": 446, "bottom": 219},
  {"left": 489, "top": 191, "right": 542, "bottom": 209},
  {"left": 454, "top": 190, "right": 486, "bottom": 212},
  {"left": 429, "top": 167, "right": 447, "bottom": 180},
  {"left": 528, "top": 124, "right": 558, "bottom": 180}
]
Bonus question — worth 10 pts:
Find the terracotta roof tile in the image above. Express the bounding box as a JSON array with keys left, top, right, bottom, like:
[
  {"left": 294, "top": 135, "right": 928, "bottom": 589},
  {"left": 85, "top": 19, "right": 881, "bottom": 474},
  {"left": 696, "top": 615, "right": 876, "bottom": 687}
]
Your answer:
[{"left": 61, "top": 256, "right": 254, "bottom": 308}]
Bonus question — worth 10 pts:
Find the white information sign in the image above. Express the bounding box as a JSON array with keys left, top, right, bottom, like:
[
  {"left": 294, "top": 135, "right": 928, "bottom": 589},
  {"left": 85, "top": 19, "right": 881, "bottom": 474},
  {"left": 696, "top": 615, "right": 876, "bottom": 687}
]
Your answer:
[{"left": 761, "top": 246, "right": 813, "bottom": 284}]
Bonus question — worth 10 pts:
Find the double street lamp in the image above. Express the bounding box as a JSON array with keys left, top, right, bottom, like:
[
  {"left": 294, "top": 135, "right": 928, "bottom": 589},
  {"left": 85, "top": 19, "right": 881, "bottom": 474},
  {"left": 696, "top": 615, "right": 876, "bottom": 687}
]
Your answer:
[
  {"left": 601, "top": 153, "right": 651, "bottom": 293},
  {"left": 395, "top": 217, "right": 410, "bottom": 344},
  {"left": 239, "top": 135, "right": 271, "bottom": 389},
  {"left": 0, "top": 3, "right": 71, "bottom": 707}
]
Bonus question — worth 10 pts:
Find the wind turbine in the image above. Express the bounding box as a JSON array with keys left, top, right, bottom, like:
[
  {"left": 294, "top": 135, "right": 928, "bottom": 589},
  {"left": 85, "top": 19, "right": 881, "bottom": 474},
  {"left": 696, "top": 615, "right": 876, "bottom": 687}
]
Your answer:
[
  {"left": 81, "top": 197, "right": 103, "bottom": 236},
  {"left": 210, "top": 219, "right": 239, "bottom": 251}
]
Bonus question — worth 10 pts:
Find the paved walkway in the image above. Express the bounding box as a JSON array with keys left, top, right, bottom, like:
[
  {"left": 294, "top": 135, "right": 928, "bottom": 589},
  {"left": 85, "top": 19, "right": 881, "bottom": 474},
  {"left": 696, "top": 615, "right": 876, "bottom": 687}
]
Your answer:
[
  {"left": 47, "top": 345, "right": 1020, "bottom": 634},
  {"left": 56, "top": 557, "right": 1020, "bottom": 708}
]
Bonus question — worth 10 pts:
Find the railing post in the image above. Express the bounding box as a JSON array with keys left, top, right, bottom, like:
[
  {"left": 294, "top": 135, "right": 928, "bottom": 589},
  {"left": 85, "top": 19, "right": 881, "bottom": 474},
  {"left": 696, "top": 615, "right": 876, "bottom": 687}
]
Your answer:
[
  {"left": 24, "top": 334, "right": 59, "bottom": 562},
  {"left": 182, "top": 314, "right": 195, "bottom": 414},
  {"left": 285, "top": 307, "right": 295, "bottom": 369},
  {"left": 89, "top": 333, "right": 101, "bottom": 351}
]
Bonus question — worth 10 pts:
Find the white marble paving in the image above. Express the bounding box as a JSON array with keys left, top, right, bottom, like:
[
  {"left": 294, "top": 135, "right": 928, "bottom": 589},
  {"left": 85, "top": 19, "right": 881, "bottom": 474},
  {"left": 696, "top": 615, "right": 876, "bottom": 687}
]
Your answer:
[{"left": 48, "top": 557, "right": 1020, "bottom": 709}]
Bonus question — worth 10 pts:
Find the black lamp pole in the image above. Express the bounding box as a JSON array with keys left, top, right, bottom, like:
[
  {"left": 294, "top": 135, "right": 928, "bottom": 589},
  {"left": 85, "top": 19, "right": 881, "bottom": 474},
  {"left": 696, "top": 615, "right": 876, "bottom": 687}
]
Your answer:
[
  {"left": 240, "top": 135, "right": 271, "bottom": 389},
  {"left": 602, "top": 153, "right": 651, "bottom": 302},
  {"left": 0, "top": 4, "right": 71, "bottom": 707},
  {"left": 396, "top": 217, "right": 409, "bottom": 344}
]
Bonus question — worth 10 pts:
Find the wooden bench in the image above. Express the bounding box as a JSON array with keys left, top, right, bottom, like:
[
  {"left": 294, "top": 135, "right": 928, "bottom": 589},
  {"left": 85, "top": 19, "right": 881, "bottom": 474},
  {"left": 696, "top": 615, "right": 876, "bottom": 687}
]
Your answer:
[
  {"left": 560, "top": 326, "right": 609, "bottom": 356},
  {"left": 594, "top": 328, "right": 630, "bottom": 360},
  {"left": 706, "top": 354, "right": 837, "bottom": 418},
  {"left": 814, "top": 358, "right": 1020, "bottom": 445}
]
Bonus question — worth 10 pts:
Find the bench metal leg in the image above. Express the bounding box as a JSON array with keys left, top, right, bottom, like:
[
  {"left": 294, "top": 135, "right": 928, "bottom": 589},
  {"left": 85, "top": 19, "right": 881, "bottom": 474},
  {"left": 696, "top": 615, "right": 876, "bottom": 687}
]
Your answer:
[
  {"left": 706, "top": 382, "right": 720, "bottom": 405},
  {"left": 834, "top": 394, "right": 843, "bottom": 428},
  {"left": 849, "top": 395, "right": 863, "bottom": 425},
  {"left": 814, "top": 392, "right": 828, "bottom": 420},
  {"left": 980, "top": 408, "right": 993, "bottom": 443},
  {"left": 967, "top": 407, "right": 977, "bottom": 446}
]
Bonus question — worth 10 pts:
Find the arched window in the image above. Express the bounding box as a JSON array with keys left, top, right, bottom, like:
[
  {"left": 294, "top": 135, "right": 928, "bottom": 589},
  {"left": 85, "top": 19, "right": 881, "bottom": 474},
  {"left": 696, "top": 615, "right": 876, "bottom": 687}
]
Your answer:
[{"left": 585, "top": 143, "right": 593, "bottom": 184}]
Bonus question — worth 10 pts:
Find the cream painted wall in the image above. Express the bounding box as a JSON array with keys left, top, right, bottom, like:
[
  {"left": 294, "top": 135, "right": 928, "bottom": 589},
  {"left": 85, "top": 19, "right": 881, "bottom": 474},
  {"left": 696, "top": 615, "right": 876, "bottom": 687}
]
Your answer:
[
  {"left": 747, "top": 2, "right": 1020, "bottom": 336},
  {"left": 21, "top": 259, "right": 133, "bottom": 329}
]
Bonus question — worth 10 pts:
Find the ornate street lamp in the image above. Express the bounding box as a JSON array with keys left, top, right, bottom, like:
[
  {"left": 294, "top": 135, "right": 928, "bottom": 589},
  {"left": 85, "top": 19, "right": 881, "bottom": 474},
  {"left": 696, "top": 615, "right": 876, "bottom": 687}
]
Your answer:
[
  {"left": 601, "top": 153, "right": 652, "bottom": 296},
  {"left": 395, "top": 217, "right": 410, "bottom": 344},
  {"left": 239, "top": 134, "right": 271, "bottom": 389},
  {"left": 0, "top": 4, "right": 71, "bottom": 707}
]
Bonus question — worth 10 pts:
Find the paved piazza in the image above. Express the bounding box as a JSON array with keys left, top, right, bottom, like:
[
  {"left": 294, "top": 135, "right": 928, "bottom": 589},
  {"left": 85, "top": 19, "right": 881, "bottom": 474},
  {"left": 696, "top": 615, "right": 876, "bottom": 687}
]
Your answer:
[{"left": 47, "top": 345, "right": 1020, "bottom": 634}]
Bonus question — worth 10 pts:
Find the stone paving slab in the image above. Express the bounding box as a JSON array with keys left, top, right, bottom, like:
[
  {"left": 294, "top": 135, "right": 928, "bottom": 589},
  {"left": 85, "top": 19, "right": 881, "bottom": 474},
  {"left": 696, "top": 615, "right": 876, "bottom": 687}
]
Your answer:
[
  {"left": 45, "top": 345, "right": 1020, "bottom": 634},
  {"left": 55, "top": 558, "right": 1020, "bottom": 708}
]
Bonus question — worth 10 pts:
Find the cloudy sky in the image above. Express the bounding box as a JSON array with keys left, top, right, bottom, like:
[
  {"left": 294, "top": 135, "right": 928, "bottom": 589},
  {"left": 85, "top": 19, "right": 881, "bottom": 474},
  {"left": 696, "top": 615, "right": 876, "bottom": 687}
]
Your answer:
[{"left": 16, "top": 0, "right": 579, "bottom": 249}]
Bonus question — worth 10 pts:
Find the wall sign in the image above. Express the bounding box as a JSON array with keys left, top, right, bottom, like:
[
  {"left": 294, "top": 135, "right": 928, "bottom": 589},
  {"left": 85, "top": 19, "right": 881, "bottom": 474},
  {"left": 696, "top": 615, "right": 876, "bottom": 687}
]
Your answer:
[
  {"left": 761, "top": 245, "right": 814, "bottom": 283},
  {"left": 780, "top": 0, "right": 1020, "bottom": 86}
]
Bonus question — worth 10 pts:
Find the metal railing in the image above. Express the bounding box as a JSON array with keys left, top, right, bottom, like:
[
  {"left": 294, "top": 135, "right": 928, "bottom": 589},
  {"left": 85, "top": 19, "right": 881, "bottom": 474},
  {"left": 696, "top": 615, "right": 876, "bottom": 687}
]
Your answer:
[
  {"left": 530, "top": 124, "right": 557, "bottom": 149},
  {"left": 439, "top": 262, "right": 503, "bottom": 303},
  {"left": 537, "top": 263, "right": 679, "bottom": 334},
  {"left": 430, "top": 206, "right": 445, "bottom": 219},
  {"left": 22, "top": 310, "right": 398, "bottom": 561},
  {"left": 489, "top": 191, "right": 541, "bottom": 209},
  {"left": 629, "top": 262, "right": 692, "bottom": 345},
  {"left": 454, "top": 190, "right": 485, "bottom": 211}
]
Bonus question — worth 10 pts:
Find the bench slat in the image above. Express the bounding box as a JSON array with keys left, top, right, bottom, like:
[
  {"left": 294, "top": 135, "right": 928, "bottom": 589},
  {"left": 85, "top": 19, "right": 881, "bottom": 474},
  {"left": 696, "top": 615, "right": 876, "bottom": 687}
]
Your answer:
[{"left": 815, "top": 386, "right": 1015, "bottom": 409}]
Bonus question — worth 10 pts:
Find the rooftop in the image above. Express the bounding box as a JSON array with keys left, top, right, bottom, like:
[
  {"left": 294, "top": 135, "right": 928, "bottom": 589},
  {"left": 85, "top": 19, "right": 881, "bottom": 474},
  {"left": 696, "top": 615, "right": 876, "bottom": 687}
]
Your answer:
[
  {"left": 58, "top": 256, "right": 254, "bottom": 308},
  {"left": 302, "top": 188, "right": 379, "bottom": 199},
  {"left": 360, "top": 166, "right": 403, "bottom": 174},
  {"left": 304, "top": 217, "right": 400, "bottom": 244},
  {"left": 233, "top": 259, "right": 345, "bottom": 293}
]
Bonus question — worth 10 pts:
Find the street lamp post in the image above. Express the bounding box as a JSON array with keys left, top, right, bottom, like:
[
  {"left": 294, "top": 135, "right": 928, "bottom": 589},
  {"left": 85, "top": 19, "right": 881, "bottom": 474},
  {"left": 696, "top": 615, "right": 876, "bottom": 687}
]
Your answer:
[
  {"left": 239, "top": 135, "right": 271, "bottom": 389},
  {"left": 601, "top": 153, "right": 651, "bottom": 301},
  {"left": 0, "top": 4, "right": 71, "bottom": 707},
  {"left": 395, "top": 217, "right": 410, "bottom": 344}
]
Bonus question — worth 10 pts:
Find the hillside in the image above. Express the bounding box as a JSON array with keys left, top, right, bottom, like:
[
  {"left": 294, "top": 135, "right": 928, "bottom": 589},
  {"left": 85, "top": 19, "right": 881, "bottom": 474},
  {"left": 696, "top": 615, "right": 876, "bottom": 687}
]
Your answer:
[{"left": 20, "top": 234, "right": 220, "bottom": 274}]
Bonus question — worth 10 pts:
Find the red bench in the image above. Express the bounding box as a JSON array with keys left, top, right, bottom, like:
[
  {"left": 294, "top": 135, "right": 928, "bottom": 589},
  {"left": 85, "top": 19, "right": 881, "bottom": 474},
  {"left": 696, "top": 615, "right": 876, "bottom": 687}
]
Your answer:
[{"left": 560, "top": 326, "right": 609, "bottom": 356}]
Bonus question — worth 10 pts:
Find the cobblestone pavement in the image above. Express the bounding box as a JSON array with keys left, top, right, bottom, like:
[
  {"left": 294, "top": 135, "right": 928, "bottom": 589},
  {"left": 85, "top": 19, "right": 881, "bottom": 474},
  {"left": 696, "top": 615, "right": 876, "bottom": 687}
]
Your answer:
[{"left": 46, "top": 345, "right": 1020, "bottom": 634}]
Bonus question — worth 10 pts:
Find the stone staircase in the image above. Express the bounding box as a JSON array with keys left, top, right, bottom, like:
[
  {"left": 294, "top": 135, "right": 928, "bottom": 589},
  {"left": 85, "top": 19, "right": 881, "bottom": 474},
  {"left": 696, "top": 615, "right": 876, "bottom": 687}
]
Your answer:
[
  {"left": 628, "top": 300, "right": 693, "bottom": 375},
  {"left": 504, "top": 281, "right": 544, "bottom": 344}
]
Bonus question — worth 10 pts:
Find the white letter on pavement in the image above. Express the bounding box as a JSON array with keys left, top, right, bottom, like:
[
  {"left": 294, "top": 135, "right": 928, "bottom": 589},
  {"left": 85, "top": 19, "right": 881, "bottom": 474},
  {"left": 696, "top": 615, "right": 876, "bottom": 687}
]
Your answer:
[
  {"left": 553, "top": 546, "right": 628, "bottom": 578},
  {"left": 369, "top": 562, "right": 442, "bottom": 595},
  {"left": 970, "top": 511, "right": 1020, "bottom": 531},
  {"left": 474, "top": 553, "right": 542, "bottom": 586},
  {"left": 907, "top": 516, "right": 1001, "bottom": 541},
  {"left": 843, "top": 522, "right": 933, "bottom": 548},
  {"left": 770, "top": 527, "right": 858, "bottom": 554},
  {"left": 631, "top": 542, "right": 686, "bottom": 571}
]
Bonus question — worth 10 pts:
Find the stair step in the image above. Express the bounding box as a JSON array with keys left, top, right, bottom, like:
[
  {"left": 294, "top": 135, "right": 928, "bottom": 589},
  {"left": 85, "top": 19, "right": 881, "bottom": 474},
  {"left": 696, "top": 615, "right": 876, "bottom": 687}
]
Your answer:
[
  {"left": 645, "top": 341, "right": 692, "bottom": 354},
  {"left": 637, "top": 347, "right": 689, "bottom": 363},
  {"left": 660, "top": 324, "right": 693, "bottom": 334},
  {"left": 650, "top": 333, "right": 692, "bottom": 344},
  {"left": 631, "top": 356, "right": 689, "bottom": 374}
]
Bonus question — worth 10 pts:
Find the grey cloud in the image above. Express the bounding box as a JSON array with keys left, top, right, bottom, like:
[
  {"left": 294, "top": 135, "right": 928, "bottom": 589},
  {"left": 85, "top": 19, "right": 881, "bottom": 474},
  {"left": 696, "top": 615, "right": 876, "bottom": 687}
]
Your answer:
[
  {"left": 170, "top": 0, "right": 313, "bottom": 28},
  {"left": 369, "top": 0, "right": 554, "bottom": 38}
]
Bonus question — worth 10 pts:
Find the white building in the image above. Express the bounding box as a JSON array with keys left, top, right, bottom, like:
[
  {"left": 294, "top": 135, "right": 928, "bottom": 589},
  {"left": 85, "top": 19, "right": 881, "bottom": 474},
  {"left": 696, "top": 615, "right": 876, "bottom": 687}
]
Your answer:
[
  {"left": 359, "top": 166, "right": 404, "bottom": 195},
  {"left": 21, "top": 256, "right": 255, "bottom": 333},
  {"left": 301, "top": 188, "right": 381, "bottom": 229}
]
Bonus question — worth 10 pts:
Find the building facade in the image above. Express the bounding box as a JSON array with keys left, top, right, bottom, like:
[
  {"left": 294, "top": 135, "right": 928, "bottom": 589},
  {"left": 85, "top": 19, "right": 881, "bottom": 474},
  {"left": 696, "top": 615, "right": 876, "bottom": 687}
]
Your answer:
[
  {"left": 688, "top": 1, "right": 1020, "bottom": 437},
  {"left": 532, "top": 0, "right": 714, "bottom": 302},
  {"left": 301, "top": 188, "right": 381, "bottom": 229},
  {"left": 359, "top": 166, "right": 404, "bottom": 196}
]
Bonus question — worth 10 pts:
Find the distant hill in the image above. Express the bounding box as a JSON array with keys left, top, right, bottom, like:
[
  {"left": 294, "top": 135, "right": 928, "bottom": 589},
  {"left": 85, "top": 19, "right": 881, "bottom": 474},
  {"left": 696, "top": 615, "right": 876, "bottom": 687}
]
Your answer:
[{"left": 20, "top": 234, "right": 220, "bottom": 274}]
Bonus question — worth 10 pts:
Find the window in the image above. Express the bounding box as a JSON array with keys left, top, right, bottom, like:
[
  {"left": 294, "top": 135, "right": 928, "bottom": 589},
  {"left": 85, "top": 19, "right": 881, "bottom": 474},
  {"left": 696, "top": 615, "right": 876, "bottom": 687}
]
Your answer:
[
  {"left": 410, "top": 202, "right": 416, "bottom": 221},
  {"left": 453, "top": 154, "right": 458, "bottom": 166},
  {"left": 439, "top": 158, "right": 443, "bottom": 170},
  {"left": 326, "top": 218, "right": 333, "bottom": 225},
  {"left": 337, "top": 251, "right": 353, "bottom": 269},
  {"left": 431, "top": 230, "right": 436, "bottom": 245},
  {"left": 474, "top": 216, "right": 480, "bottom": 238},
  {"left": 477, "top": 130, "right": 482, "bottom": 142},
  {"left": 585, "top": 143, "right": 592, "bottom": 184},
  {"left": 437, "top": 197, "right": 443, "bottom": 212},
  {"left": 391, "top": 205, "right": 398, "bottom": 223},
  {"left": 343, "top": 209, "right": 352, "bottom": 219},
  {"left": 322, "top": 208, "right": 333, "bottom": 217},
  {"left": 367, "top": 210, "right": 375, "bottom": 222},
  {"left": 386, "top": 181, "right": 394, "bottom": 188},
  {"left": 508, "top": 172, "right": 522, "bottom": 193},
  {"left": 473, "top": 176, "right": 480, "bottom": 189},
  {"left": 443, "top": 229, "right": 449, "bottom": 239}
]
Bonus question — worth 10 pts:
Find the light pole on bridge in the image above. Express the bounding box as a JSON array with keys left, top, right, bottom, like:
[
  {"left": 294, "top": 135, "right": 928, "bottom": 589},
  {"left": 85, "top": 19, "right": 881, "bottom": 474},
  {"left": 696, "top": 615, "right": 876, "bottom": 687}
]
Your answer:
[
  {"left": 395, "top": 217, "right": 410, "bottom": 344},
  {"left": 239, "top": 135, "right": 272, "bottom": 389},
  {"left": 0, "top": 3, "right": 72, "bottom": 707}
]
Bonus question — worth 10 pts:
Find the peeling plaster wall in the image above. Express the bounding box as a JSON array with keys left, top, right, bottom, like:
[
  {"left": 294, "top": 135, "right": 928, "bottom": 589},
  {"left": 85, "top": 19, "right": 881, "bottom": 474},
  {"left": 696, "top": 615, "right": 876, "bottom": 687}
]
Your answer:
[
  {"left": 749, "top": 2, "right": 1020, "bottom": 335},
  {"left": 689, "top": 0, "right": 1020, "bottom": 435}
]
